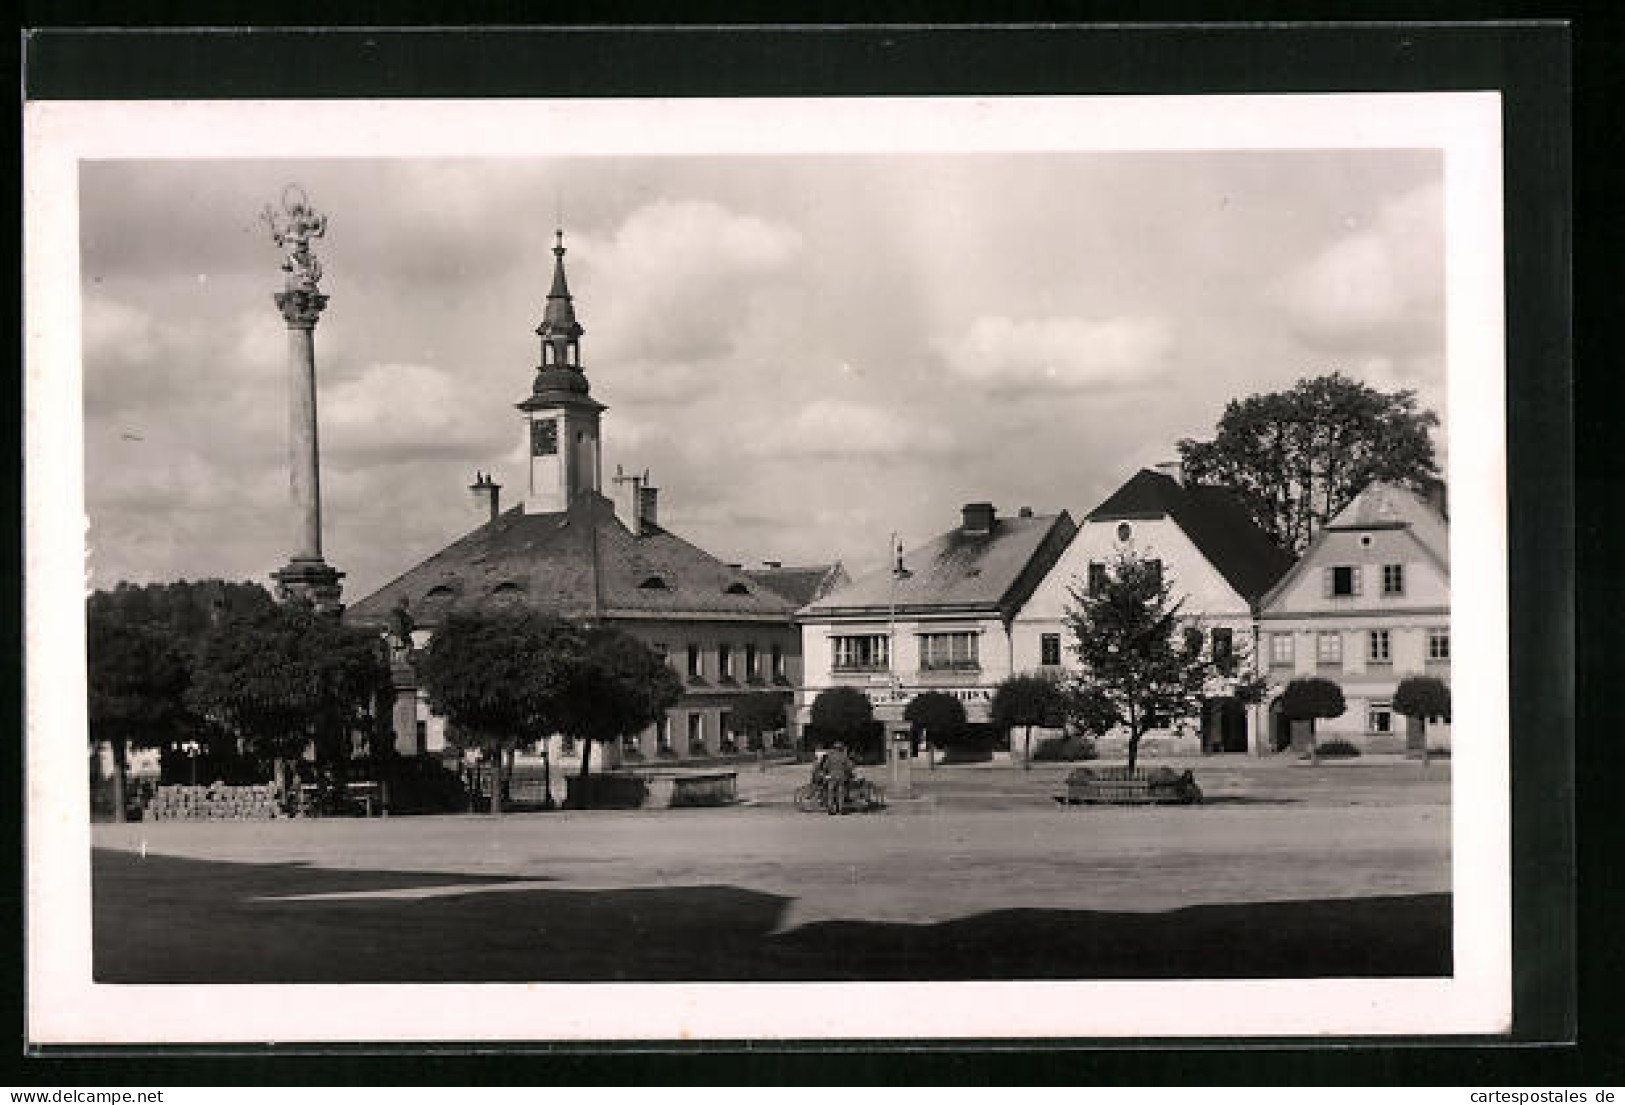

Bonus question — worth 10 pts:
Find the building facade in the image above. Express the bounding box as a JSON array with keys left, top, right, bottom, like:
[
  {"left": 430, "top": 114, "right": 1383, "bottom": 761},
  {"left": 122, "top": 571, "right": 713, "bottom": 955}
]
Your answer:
[
  {"left": 796, "top": 502, "right": 1076, "bottom": 736},
  {"left": 1257, "top": 481, "right": 1451, "bottom": 753},
  {"left": 1015, "top": 463, "right": 1296, "bottom": 755},
  {"left": 344, "top": 232, "right": 828, "bottom": 766}
]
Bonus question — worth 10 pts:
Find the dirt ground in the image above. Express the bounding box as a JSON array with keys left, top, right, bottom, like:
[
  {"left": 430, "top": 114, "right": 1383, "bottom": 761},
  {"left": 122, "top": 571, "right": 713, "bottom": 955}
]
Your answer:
[{"left": 91, "top": 756, "right": 1452, "bottom": 982}]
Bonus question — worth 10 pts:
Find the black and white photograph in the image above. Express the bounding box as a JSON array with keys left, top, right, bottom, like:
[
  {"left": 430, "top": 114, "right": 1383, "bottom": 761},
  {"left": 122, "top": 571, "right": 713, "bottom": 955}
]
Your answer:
[{"left": 25, "top": 92, "right": 1510, "bottom": 1044}]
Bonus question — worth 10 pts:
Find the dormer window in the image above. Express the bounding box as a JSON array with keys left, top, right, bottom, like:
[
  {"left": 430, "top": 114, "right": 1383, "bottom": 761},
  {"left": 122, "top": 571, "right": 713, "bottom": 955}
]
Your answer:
[{"left": 639, "top": 576, "right": 669, "bottom": 590}]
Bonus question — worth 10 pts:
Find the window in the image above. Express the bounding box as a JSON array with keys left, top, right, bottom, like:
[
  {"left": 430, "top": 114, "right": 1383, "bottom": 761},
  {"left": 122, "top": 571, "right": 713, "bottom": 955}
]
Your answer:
[
  {"left": 718, "top": 644, "right": 734, "bottom": 682},
  {"left": 833, "top": 635, "right": 889, "bottom": 671},
  {"left": 920, "top": 632, "right": 979, "bottom": 671},
  {"left": 1327, "top": 566, "right": 1362, "bottom": 597},
  {"left": 1368, "top": 700, "right": 1393, "bottom": 734},
  {"left": 1316, "top": 631, "right": 1343, "bottom": 666},
  {"left": 1087, "top": 562, "right": 1108, "bottom": 596},
  {"left": 1270, "top": 632, "right": 1294, "bottom": 666},
  {"left": 530, "top": 418, "right": 558, "bottom": 457},
  {"left": 772, "top": 643, "right": 786, "bottom": 681},
  {"left": 1427, "top": 628, "right": 1450, "bottom": 661},
  {"left": 745, "top": 643, "right": 760, "bottom": 682},
  {"left": 1040, "top": 633, "right": 1062, "bottom": 667},
  {"left": 687, "top": 643, "right": 702, "bottom": 680},
  {"left": 1382, "top": 563, "right": 1405, "bottom": 595},
  {"left": 1212, "top": 627, "right": 1235, "bottom": 672},
  {"left": 1368, "top": 629, "right": 1391, "bottom": 663}
]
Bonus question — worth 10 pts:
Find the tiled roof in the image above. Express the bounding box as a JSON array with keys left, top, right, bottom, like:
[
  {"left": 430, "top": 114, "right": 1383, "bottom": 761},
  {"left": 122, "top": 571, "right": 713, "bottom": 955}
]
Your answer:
[
  {"left": 744, "top": 564, "right": 848, "bottom": 607},
  {"left": 1087, "top": 468, "right": 1295, "bottom": 603},
  {"left": 803, "top": 511, "right": 1076, "bottom": 618},
  {"left": 344, "top": 493, "right": 800, "bottom": 630},
  {"left": 1325, "top": 481, "right": 1449, "bottom": 564}
]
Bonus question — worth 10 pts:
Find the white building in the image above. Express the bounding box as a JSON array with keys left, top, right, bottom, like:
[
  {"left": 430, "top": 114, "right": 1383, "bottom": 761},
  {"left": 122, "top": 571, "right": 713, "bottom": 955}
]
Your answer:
[
  {"left": 1257, "top": 481, "right": 1451, "bottom": 753},
  {"left": 1015, "top": 463, "right": 1295, "bottom": 755},
  {"left": 796, "top": 502, "right": 1077, "bottom": 745}
]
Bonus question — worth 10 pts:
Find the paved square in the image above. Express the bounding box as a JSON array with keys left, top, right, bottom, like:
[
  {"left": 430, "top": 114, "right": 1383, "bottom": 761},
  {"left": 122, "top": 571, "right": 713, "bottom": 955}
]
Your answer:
[{"left": 91, "top": 757, "right": 1451, "bottom": 982}]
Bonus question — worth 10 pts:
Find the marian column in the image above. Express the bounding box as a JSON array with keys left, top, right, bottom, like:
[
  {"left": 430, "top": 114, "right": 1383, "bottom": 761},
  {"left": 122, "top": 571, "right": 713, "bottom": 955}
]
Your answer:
[{"left": 264, "top": 186, "right": 344, "bottom": 612}]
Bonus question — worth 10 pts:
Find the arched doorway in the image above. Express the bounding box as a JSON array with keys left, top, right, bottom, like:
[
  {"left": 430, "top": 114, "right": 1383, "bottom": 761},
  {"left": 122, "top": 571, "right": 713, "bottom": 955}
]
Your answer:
[{"left": 1202, "top": 697, "right": 1249, "bottom": 754}]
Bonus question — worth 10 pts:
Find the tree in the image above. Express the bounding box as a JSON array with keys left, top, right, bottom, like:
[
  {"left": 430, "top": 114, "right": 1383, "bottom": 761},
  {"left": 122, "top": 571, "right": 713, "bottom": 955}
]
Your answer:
[
  {"left": 1063, "top": 549, "right": 1212, "bottom": 772},
  {"left": 557, "top": 628, "right": 683, "bottom": 783},
  {"left": 733, "top": 691, "right": 791, "bottom": 751},
  {"left": 416, "top": 610, "right": 584, "bottom": 818},
  {"left": 990, "top": 674, "right": 1069, "bottom": 770},
  {"left": 1393, "top": 675, "right": 1451, "bottom": 766},
  {"left": 1178, "top": 372, "right": 1441, "bottom": 553},
  {"left": 809, "top": 686, "right": 875, "bottom": 754},
  {"left": 1280, "top": 677, "right": 1347, "bottom": 765},
  {"left": 903, "top": 691, "right": 966, "bottom": 769},
  {"left": 188, "top": 602, "right": 392, "bottom": 807},
  {"left": 86, "top": 612, "right": 192, "bottom": 821}
]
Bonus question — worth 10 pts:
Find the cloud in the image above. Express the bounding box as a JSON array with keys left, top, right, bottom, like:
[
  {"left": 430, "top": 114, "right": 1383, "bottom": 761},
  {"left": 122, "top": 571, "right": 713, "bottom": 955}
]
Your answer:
[
  {"left": 1279, "top": 180, "right": 1444, "bottom": 356},
  {"left": 938, "top": 314, "right": 1175, "bottom": 392},
  {"left": 743, "top": 399, "right": 955, "bottom": 460},
  {"left": 322, "top": 362, "right": 499, "bottom": 464},
  {"left": 578, "top": 199, "right": 803, "bottom": 383}
]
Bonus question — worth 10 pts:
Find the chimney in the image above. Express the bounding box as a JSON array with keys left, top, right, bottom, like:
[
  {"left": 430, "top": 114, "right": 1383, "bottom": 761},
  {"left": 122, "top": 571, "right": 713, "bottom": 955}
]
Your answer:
[
  {"left": 1154, "top": 459, "right": 1184, "bottom": 486},
  {"left": 961, "top": 502, "right": 996, "bottom": 535},
  {"left": 1018, "top": 506, "right": 1034, "bottom": 518},
  {"left": 637, "top": 483, "right": 659, "bottom": 533},
  {"left": 468, "top": 471, "right": 501, "bottom": 523}
]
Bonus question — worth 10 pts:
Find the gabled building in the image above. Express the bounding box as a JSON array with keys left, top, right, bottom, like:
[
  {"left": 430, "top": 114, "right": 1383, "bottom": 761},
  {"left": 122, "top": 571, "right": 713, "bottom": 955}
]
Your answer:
[
  {"left": 1257, "top": 481, "right": 1450, "bottom": 753},
  {"left": 345, "top": 232, "right": 827, "bottom": 763},
  {"left": 796, "top": 502, "right": 1077, "bottom": 734},
  {"left": 1014, "top": 462, "right": 1295, "bottom": 755}
]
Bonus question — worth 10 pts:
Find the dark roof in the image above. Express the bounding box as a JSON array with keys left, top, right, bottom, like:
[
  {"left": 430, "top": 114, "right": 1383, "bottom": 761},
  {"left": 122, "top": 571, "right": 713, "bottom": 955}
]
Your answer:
[
  {"left": 744, "top": 564, "right": 848, "bottom": 607},
  {"left": 344, "top": 493, "right": 800, "bottom": 629},
  {"left": 803, "top": 511, "right": 1076, "bottom": 619},
  {"left": 1087, "top": 469, "right": 1294, "bottom": 603}
]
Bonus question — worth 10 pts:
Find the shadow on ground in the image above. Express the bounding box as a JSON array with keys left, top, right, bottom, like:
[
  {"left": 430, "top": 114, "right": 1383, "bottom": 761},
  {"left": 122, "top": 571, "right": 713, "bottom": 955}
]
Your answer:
[{"left": 93, "top": 849, "right": 1450, "bottom": 984}]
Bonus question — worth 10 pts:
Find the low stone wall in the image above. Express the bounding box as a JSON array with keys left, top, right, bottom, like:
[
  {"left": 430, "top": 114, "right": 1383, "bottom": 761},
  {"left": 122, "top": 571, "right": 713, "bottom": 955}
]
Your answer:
[
  {"left": 565, "top": 771, "right": 740, "bottom": 809},
  {"left": 145, "top": 783, "right": 284, "bottom": 820}
]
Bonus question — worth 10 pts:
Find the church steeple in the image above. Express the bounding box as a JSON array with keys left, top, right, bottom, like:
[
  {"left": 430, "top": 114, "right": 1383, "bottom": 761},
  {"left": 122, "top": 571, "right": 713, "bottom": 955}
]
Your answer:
[{"left": 517, "top": 228, "right": 604, "bottom": 514}]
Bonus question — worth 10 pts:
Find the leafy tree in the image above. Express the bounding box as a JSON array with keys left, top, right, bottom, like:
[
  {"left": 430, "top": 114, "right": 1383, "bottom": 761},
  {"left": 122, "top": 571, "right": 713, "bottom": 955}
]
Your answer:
[
  {"left": 557, "top": 627, "right": 683, "bottom": 782},
  {"left": 732, "top": 690, "right": 791, "bottom": 751},
  {"left": 86, "top": 612, "right": 192, "bottom": 821},
  {"left": 416, "top": 610, "right": 584, "bottom": 818},
  {"left": 903, "top": 691, "right": 966, "bottom": 767},
  {"left": 809, "top": 686, "right": 875, "bottom": 751},
  {"left": 89, "top": 580, "right": 275, "bottom": 654},
  {"left": 990, "top": 674, "right": 1069, "bottom": 770},
  {"left": 1178, "top": 372, "right": 1441, "bottom": 553},
  {"left": 1063, "top": 549, "right": 1212, "bottom": 772},
  {"left": 1280, "top": 677, "right": 1347, "bottom": 765},
  {"left": 1394, "top": 675, "right": 1451, "bottom": 766},
  {"left": 188, "top": 601, "right": 392, "bottom": 805}
]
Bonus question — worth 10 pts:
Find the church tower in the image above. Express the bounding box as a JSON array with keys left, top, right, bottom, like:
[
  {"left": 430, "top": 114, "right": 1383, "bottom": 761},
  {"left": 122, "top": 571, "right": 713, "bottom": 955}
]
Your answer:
[{"left": 517, "top": 230, "right": 605, "bottom": 514}]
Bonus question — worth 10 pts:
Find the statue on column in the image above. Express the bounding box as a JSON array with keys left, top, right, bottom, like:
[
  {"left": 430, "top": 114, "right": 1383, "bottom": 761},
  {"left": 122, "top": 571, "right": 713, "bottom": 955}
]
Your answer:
[
  {"left": 261, "top": 184, "right": 328, "bottom": 292},
  {"left": 388, "top": 596, "right": 416, "bottom": 663}
]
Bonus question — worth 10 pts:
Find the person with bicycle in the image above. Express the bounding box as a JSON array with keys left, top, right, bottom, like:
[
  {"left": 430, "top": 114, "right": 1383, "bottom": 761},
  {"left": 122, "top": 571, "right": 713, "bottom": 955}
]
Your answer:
[{"left": 822, "top": 741, "right": 854, "bottom": 815}]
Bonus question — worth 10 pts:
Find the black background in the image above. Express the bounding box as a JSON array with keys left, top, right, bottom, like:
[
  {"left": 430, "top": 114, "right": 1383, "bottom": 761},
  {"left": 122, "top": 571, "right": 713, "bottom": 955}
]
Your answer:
[{"left": 13, "top": 7, "right": 1613, "bottom": 1089}]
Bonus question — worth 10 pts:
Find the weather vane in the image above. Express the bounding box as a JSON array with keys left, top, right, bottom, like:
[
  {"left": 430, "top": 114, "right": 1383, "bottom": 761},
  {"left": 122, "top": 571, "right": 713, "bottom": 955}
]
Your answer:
[{"left": 261, "top": 183, "right": 328, "bottom": 291}]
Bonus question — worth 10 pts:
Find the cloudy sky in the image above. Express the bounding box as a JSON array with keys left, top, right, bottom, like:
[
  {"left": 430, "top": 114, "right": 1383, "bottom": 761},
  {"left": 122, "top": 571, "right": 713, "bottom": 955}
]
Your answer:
[{"left": 80, "top": 149, "right": 1444, "bottom": 599}]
